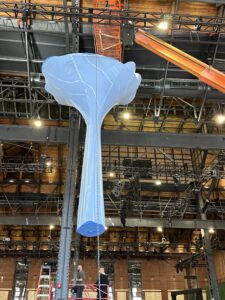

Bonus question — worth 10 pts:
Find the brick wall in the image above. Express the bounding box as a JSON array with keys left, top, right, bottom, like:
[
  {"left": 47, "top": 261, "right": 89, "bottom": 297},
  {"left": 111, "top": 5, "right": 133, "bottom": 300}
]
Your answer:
[
  {"left": 214, "top": 250, "right": 225, "bottom": 282},
  {"left": 0, "top": 258, "right": 15, "bottom": 300},
  {"left": 0, "top": 254, "right": 213, "bottom": 300}
]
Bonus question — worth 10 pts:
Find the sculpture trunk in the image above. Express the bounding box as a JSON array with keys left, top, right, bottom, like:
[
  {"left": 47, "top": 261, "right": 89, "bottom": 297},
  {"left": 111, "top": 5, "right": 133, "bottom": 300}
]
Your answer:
[{"left": 77, "top": 121, "right": 105, "bottom": 236}]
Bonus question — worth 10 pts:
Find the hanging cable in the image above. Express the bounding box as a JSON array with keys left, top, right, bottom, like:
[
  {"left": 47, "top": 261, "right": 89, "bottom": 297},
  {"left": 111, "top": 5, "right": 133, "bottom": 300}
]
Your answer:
[{"left": 95, "top": 53, "right": 102, "bottom": 300}]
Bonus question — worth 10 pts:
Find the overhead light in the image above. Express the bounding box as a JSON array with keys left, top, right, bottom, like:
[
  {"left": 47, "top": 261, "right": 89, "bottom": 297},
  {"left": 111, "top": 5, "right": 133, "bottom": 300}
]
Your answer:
[
  {"left": 34, "top": 119, "right": 42, "bottom": 127},
  {"left": 109, "top": 171, "right": 115, "bottom": 178},
  {"left": 157, "top": 226, "right": 163, "bottom": 233},
  {"left": 157, "top": 21, "right": 169, "bottom": 30},
  {"left": 104, "top": 226, "right": 108, "bottom": 230},
  {"left": 215, "top": 114, "right": 225, "bottom": 125},
  {"left": 45, "top": 160, "right": 52, "bottom": 167},
  {"left": 155, "top": 180, "right": 162, "bottom": 186},
  {"left": 209, "top": 228, "right": 215, "bottom": 234},
  {"left": 40, "top": 155, "right": 53, "bottom": 169},
  {"left": 9, "top": 179, "right": 15, "bottom": 183},
  {"left": 122, "top": 111, "right": 130, "bottom": 120},
  {"left": 49, "top": 225, "right": 54, "bottom": 230},
  {"left": 24, "top": 179, "right": 30, "bottom": 183}
]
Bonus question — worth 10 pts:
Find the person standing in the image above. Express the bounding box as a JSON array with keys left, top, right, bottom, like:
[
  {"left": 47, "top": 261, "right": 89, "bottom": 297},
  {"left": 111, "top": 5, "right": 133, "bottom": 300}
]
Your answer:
[
  {"left": 95, "top": 266, "right": 109, "bottom": 300},
  {"left": 73, "top": 265, "right": 85, "bottom": 299}
]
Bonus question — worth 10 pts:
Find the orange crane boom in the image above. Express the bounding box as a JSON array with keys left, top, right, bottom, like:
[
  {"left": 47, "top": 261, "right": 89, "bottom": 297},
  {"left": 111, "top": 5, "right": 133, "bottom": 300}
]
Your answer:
[{"left": 135, "top": 29, "right": 225, "bottom": 95}]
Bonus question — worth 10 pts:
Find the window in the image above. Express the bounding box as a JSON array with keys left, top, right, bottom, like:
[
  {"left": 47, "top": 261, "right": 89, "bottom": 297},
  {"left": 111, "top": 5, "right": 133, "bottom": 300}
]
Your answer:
[
  {"left": 13, "top": 260, "right": 29, "bottom": 300},
  {"left": 128, "top": 262, "right": 142, "bottom": 300}
]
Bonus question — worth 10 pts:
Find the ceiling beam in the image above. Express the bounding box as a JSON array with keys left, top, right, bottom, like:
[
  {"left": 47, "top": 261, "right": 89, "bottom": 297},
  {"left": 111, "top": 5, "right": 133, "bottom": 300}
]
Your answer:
[
  {"left": 0, "top": 215, "right": 61, "bottom": 226},
  {"left": 102, "top": 131, "right": 225, "bottom": 149},
  {"left": 0, "top": 125, "right": 225, "bottom": 149},
  {"left": 0, "top": 124, "right": 68, "bottom": 144},
  {"left": 117, "top": 217, "right": 225, "bottom": 230},
  {"left": 1, "top": 215, "right": 225, "bottom": 229}
]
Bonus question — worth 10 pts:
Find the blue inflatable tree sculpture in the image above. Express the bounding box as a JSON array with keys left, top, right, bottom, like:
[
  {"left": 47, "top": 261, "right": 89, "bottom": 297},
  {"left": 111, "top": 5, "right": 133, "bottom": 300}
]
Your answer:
[{"left": 42, "top": 53, "right": 141, "bottom": 237}]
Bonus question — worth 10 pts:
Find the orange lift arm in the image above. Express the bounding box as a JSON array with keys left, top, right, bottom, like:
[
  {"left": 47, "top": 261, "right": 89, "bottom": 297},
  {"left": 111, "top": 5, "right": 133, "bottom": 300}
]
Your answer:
[{"left": 135, "top": 29, "right": 225, "bottom": 95}]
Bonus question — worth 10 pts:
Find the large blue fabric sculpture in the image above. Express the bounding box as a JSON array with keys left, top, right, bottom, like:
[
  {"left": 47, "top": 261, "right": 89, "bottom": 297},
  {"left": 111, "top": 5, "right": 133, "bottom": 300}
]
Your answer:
[{"left": 42, "top": 53, "right": 141, "bottom": 237}]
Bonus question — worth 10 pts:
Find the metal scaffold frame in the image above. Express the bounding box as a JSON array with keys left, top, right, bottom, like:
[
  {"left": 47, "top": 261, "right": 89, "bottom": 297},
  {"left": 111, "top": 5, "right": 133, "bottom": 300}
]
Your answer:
[
  {"left": 55, "top": 111, "right": 80, "bottom": 300},
  {"left": 1, "top": 2, "right": 225, "bottom": 34}
]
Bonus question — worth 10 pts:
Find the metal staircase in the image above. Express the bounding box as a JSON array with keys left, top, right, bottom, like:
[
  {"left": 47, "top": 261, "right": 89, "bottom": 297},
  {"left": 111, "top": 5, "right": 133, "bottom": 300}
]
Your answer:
[
  {"left": 36, "top": 265, "right": 52, "bottom": 300},
  {"left": 93, "top": 0, "right": 122, "bottom": 61}
]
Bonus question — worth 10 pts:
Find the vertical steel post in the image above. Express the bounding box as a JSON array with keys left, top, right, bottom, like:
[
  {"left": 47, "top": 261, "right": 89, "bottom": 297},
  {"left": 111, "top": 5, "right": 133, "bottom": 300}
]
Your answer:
[
  {"left": 24, "top": 30, "right": 33, "bottom": 117},
  {"left": 56, "top": 111, "right": 80, "bottom": 300},
  {"left": 63, "top": 0, "right": 70, "bottom": 53},
  {"left": 198, "top": 193, "right": 220, "bottom": 300},
  {"left": 71, "top": 0, "right": 80, "bottom": 53}
]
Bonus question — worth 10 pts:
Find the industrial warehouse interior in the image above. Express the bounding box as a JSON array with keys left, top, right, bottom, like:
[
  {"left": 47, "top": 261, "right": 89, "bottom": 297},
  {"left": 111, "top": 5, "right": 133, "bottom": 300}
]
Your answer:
[{"left": 0, "top": 0, "right": 225, "bottom": 299}]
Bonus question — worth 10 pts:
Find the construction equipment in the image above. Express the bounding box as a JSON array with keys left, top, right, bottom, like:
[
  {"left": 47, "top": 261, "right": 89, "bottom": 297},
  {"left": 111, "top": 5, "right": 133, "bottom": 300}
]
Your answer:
[
  {"left": 36, "top": 265, "right": 52, "bottom": 300},
  {"left": 134, "top": 29, "right": 225, "bottom": 95},
  {"left": 93, "top": 0, "right": 123, "bottom": 61},
  {"left": 93, "top": 1, "right": 225, "bottom": 95}
]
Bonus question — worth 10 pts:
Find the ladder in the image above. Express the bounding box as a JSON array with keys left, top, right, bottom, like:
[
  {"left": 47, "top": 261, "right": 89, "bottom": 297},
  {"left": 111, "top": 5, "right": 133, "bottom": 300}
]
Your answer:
[
  {"left": 36, "top": 265, "right": 52, "bottom": 300},
  {"left": 93, "top": 0, "right": 123, "bottom": 61}
]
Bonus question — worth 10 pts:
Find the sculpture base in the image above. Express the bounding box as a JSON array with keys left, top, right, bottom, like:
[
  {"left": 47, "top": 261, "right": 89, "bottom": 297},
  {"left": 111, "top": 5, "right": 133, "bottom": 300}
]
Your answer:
[{"left": 77, "top": 221, "right": 105, "bottom": 237}]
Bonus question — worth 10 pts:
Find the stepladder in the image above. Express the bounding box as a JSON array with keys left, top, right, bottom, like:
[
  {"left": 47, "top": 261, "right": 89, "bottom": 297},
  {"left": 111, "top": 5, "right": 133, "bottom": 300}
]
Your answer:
[{"left": 36, "top": 265, "right": 52, "bottom": 300}]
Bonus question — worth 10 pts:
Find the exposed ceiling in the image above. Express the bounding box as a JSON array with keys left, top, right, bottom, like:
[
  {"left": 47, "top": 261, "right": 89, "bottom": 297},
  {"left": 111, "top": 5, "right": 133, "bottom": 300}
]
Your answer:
[{"left": 0, "top": 0, "right": 225, "bottom": 257}]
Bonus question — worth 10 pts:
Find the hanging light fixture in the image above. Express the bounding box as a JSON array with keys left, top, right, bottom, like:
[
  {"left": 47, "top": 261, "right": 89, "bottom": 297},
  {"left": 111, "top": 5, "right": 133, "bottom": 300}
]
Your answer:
[
  {"left": 33, "top": 119, "right": 42, "bottom": 127},
  {"left": 215, "top": 114, "right": 225, "bottom": 125},
  {"left": 157, "top": 14, "right": 172, "bottom": 31},
  {"left": 158, "top": 20, "right": 169, "bottom": 30},
  {"left": 122, "top": 110, "right": 131, "bottom": 119}
]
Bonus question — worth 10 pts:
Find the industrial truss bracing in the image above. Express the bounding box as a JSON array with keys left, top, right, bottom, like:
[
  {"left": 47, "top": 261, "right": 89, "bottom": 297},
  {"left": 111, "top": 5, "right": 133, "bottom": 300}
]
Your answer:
[
  {"left": 0, "top": 240, "right": 211, "bottom": 258},
  {"left": 0, "top": 156, "right": 53, "bottom": 172},
  {"left": 1, "top": 80, "right": 225, "bottom": 123},
  {"left": 1, "top": 2, "right": 225, "bottom": 34},
  {"left": 0, "top": 192, "right": 221, "bottom": 217}
]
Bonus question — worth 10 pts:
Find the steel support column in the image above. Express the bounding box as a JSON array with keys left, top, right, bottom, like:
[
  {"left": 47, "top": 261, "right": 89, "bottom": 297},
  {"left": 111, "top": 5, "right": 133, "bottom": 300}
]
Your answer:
[
  {"left": 24, "top": 30, "right": 33, "bottom": 116},
  {"left": 198, "top": 194, "right": 220, "bottom": 300},
  {"left": 63, "top": 0, "right": 70, "bottom": 53},
  {"left": 55, "top": 111, "right": 80, "bottom": 300},
  {"left": 71, "top": 0, "right": 80, "bottom": 53}
]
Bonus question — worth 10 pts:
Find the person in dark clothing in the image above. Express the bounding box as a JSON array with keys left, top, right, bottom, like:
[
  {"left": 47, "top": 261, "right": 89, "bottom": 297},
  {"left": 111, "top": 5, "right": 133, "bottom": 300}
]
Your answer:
[
  {"left": 21, "top": 4, "right": 31, "bottom": 29},
  {"left": 71, "top": 265, "right": 85, "bottom": 299},
  {"left": 95, "top": 266, "right": 109, "bottom": 300}
]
